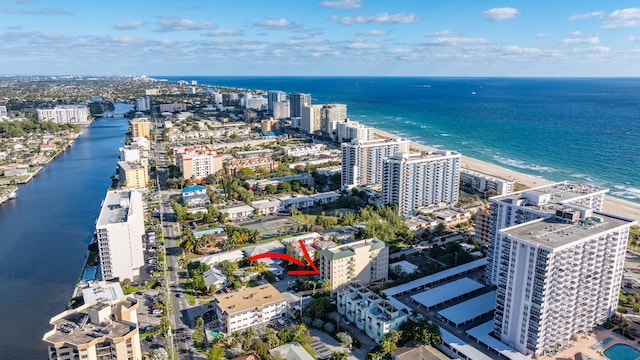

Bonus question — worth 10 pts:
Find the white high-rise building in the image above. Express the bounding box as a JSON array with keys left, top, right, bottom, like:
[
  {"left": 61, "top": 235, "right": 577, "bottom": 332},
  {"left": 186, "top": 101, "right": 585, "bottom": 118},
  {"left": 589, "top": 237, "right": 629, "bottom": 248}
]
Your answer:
[
  {"left": 135, "top": 96, "right": 150, "bottom": 112},
  {"left": 37, "top": 105, "right": 91, "bottom": 125},
  {"left": 320, "top": 104, "right": 347, "bottom": 136},
  {"left": 341, "top": 138, "right": 409, "bottom": 188},
  {"left": 484, "top": 182, "right": 609, "bottom": 286},
  {"left": 212, "top": 92, "right": 223, "bottom": 105},
  {"left": 382, "top": 151, "right": 461, "bottom": 217},
  {"left": 335, "top": 119, "right": 372, "bottom": 142},
  {"left": 301, "top": 104, "right": 322, "bottom": 134},
  {"left": 0, "top": 105, "right": 8, "bottom": 119},
  {"left": 95, "top": 190, "right": 145, "bottom": 281},
  {"left": 272, "top": 101, "right": 290, "bottom": 119},
  {"left": 494, "top": 208, "right": 635, "bottom": 357},
  {"left": 268, "top": 90, "right": 287, "bottom": 112}
]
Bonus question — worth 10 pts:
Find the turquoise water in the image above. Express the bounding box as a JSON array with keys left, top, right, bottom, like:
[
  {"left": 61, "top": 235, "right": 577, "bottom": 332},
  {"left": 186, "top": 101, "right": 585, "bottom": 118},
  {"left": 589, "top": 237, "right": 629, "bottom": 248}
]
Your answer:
[
  {"left": 210, "top": 330, "right": 220, "bottom": 338},
  {"left": 82, "top": 266, "right": 98, "bottom": 282},
  {"left": 162, "top": 76, "right": 640, "bottom": 204},
  {"left": 603, "top": 343, "right": 640, "bottom": 360}
]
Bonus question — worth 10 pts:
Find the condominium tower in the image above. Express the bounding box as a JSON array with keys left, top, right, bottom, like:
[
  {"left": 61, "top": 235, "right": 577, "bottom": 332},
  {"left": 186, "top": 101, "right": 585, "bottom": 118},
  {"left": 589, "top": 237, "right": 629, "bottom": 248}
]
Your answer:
[
  {"left": 37, "top": 105, "right": 91, "bottom": 125},
  {"left": 381, "top": 151, "right": 461, "bottom": 217},
  {"left": 335, "top": 120, "right": 373, "bottom": 143},
  {"left": 95, "top": 190, "right": 145, "bottom": 281},
  {"left": 494, "top": 208, "right": 635, "bottom": 357},
  {"left": 319, "top": 238, "right": 389, "bottom": 292},
  {"left": 267, "top": 90, "right": 287, "bottom": 112},
  {"left": 301, "top": 104, "right": 347, "bottom": 136},
  {"left": 483, "top": 182, "right": 609, "bottom": 286},
  {"left": 174, "top": 145, "right": 223, "bottom": 181},
  {"left": 129, "top": 118, "right": 151, "bottom": 138},
  {"left": 289, "top": 92, "right": 311, "bottom": 118},
  {"left": 341, "top": 138, "right": 410, "bottom": 188},
  {"left": 212, "top": 284, "right": 287, "bottom": 334}
]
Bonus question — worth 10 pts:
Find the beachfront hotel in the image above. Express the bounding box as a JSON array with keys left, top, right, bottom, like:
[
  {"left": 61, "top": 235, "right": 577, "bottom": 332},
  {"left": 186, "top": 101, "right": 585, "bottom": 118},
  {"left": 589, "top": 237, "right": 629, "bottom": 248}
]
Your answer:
[
  {"left": 335, "top": 119, "right": 373, "bottom": 143},
  {"left": 460, "top": 168, "right": 514, "bottom": 196},
  {"left": 95, "top": 190, "right": 145, "bottom": 281},
  {"left": 493, "top": 208, "right": 636, "bottom": 357},
  {"left": 336, "top": 283, "right": 408, "bottom": 343},
  {"left": 212, "top": 284, "right": 287, "bottom": 334},
  {"left": 483, "top": 181, "right": 609, "bottom": 286},
  {"left": 319, "top": 238, "right": 389, "bottom": 292},
  {"left": 381, "top": 151, "right": 461, "bottom": 217},
  {"left": 43, "top": 298, "right": 142, "bottom": 360},
  {"left": 341, "top": 138, "right": 410, "bottom": 188},
  {"left": 300, "top": 103, "right": 347, "bottom": 136},
  {"left": 36, "top": 105, "right": 91, "bottom": 125}
]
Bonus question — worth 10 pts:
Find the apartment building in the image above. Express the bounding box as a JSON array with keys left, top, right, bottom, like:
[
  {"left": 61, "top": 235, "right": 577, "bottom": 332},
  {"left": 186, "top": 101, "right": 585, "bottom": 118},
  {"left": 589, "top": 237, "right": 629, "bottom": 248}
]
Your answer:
[
  {"left": 267, "top": 90, "right": 286, "bottom": 112},
  {"left": 272, "top": 100, "right": 290, "bottom": 120},
  {"left": 381, "top": 151, "right": 461, "bottom": 217},
  {"left": 117, "top": 161, "right": 148, "bottom": 189},
  {"left": 129, "top": 118, "right": 151, "bottom": 138},
  {"left": 484, "top": 181, "right": 608, "bottom": 286},
  {"left": 319, "top": 238, "right": 388, "bottom": 292},
  {"left": 335, "top": 120, "right": 373, "bottom": 143},
  {"left": 95, "top": 190, "right": 145, "bottom": 281},
  {"left": 460, "top": 168, "right": 514, "bottom": 196},
  {"left": 289, "top": 93, "right": 311, "bottom": 119},
  {"left": 43, "top": 298, "right": 142, "bottom": 360},
  {"left": 341, "top": 138, "right": 410, "bottom": 188},
  {"left": 37, "top": 105, "right": 91, "bottom": 125},
  {"left": 300, "top": 104, "right": 347, "bottom": 136},
  {"left": 213, "top": 284, "right": 287, "bottom": 334},
  {"left": 174, "top": 145, "right": 223, "bottom": 181},
  {"left": 337, "top": 283, "right": 408, "bottom": 343},
  {"left": 494, "top": 209, "right": 635, "bottom": 357}
]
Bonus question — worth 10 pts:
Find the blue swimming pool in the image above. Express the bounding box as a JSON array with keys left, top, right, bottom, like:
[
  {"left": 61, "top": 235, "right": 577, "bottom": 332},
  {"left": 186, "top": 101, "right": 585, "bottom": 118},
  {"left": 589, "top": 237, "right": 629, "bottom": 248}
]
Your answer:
[
  {"left": 603, "top": 343, "right": 640, "bottom": 360},
  {"left": 82, "top": 266, "right": 97, "bottom": 281}
]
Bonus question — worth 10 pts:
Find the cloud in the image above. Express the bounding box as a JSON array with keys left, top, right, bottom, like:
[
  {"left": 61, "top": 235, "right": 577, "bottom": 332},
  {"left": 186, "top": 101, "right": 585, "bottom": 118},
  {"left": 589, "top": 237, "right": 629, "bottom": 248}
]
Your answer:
[
  {"left": 155, "top": 17, "right": 215, "bottom": 32},
  {"left": 320, "top": 0, "right": 362, "bottom": 9},
  {"left": 602, "top": 8, "right": 640, "bottom": 28},
  {"left": 254, "top": 18, "right": 292, "bottom": 30},
  {"left": 422, "top": 37, "right": 490, "bottom": 47},
  {"left": 629, "top": 35, "right": 640, "bottom": 42},
  {"left": 206, "top": 29, "right": 242, "bottom": 36},
  {"left": 357, "top": 29, "right": 388, "bottom": 36},
  {"left": 330, "top": 12, "right": 418, "bottom": 25},
  {"left": 347, "top": 40, "right": 378, "bottom": 50},
  {"left": 558, "top": 36, "right": 600, "bottom": 45},
  {"left": 569, "top": 11, "right": 604, "bottom": 21},
  {"left": 481, "top": 7, "right": 519, "bottom": 21},
  {"left": 4, "top": 24, "right": 22, "bottom": 30},
  {"left": 0, "top": 7, "right": 71, "bottom": 15},
  {"left": 427, "top": 30, "right": 460, "bottom": 37},
  {"left": 114, "top": 20, "right": 144, "bottom": 30},
  {"left": 569, "top": 31, "right": 582, "bottom": 36},
  {"left": 536, "top": 33, "right": 551, "bottom": 37},
  {"left": 500, "top": 45, "right": 542, "bottom": 55}
]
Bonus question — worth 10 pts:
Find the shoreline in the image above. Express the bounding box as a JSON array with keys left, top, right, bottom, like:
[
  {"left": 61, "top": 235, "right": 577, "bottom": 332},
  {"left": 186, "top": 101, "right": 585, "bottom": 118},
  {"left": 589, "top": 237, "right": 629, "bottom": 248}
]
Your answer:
[{"left": 372, "top": 128, "right": 640, "bottom": 222}]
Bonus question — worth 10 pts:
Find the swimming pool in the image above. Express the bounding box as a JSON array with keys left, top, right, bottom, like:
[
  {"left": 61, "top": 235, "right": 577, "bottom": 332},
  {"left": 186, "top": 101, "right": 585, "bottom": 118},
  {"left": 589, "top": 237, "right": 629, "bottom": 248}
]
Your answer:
[{"left": 603, "top": 343, "right": 640, "bottom": 360}]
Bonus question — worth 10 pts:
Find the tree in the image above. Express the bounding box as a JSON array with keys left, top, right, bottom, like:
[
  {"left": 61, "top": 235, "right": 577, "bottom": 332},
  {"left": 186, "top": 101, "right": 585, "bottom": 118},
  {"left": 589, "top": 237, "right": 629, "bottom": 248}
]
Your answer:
[
  {"left": 277, "top": 181, "right": 292, "bottom": 193},
  {"left": 149, "top": 347, "right": 169, "bottom": 360},
  {"left": 332, "top": 351, "right": 349, "bottom": 360},
  {"left": 336, "top": 332, "right": 353, "bottom": 349},
  {"left": 207, "top": 346, "right": 225, "bottom": 360}
]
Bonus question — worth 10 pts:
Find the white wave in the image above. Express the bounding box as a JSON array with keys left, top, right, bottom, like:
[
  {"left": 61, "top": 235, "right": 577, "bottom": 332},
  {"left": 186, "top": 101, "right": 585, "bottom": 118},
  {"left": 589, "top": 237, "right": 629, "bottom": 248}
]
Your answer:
[
  {"left": 432, "top": 144, "right": 444, "bottom": 148},
  {"left": 492, "top": 155, "right": 559, "bottom": 173},
  {"left": 439, "top": 133, "right": 452, "bottom": 137},
  {"left": 570, "top": 173, "right": 588, "bottom": 178},
  {"left": 461, "top": 142, "right": 469, "bottom": 145},
  {"left": 419, "top": 125, "right": 430, "bottom": 129}
]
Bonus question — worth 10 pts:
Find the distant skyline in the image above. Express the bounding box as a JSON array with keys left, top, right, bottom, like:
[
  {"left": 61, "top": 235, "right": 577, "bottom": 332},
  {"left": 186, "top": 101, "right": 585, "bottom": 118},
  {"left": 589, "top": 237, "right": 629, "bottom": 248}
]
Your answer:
[{"left": 2, "top": 1, "right": 640, "bottom": 76}]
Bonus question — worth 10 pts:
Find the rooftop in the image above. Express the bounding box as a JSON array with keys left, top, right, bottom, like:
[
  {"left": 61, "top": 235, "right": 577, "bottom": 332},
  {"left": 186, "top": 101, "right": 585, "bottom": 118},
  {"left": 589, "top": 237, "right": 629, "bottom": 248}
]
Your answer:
[
  {"left": 493, "top": 181, "right": 607, "bottom": 209},
  {"left": 502, "top": 212, "right": 635, "bottom": 249},
  {"left": 117, "top": 161, "right": 145, "bottom": 171},
  {"left": 215, "top": 284, "right": 285, "bottom": 315},
  {"left": 96, "top": 190, "right": 138, "bottom": 226},
  {"left": 320, "top": 238, "right": 386, "bottom": 261},
  {"left": 81, "top": 283, "right": 125, "bottom": 303}
]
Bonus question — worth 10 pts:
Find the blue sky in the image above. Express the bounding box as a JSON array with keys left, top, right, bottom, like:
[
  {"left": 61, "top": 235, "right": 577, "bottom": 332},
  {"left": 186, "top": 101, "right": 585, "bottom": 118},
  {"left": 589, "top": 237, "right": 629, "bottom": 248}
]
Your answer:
[{"left": 2, "top": 0, "right": 640, "bottom": 76}]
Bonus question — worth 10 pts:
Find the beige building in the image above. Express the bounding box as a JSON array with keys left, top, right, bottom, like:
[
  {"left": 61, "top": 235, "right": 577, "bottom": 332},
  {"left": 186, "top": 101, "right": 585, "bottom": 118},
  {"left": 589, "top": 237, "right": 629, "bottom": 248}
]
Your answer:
[
  {"left": 261, "top": 118, "right": 280, "bottom": 133},
  {"left": 43, "top": 298, "right": 142, "bottom": 360},
  {"left": 117, "top": 161, "right": 148, "bottom": 189},
  {"left": 174, "top": 145, "right": 223, "bottom": 181},
  {"left": 129, "top": 118, "right": 151, "bottom": 138},
  {"left": 319, "top": 238, "right": 389, "bottom": 292},
  {"left": 213, "top": 284, "right": 287, "bottom": 334}
]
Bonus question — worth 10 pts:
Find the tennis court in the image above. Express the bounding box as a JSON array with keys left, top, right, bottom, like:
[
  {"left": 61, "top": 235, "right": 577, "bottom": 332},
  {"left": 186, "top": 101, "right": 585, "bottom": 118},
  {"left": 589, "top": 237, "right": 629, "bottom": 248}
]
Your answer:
[{"left": 239, "top": 217, "right": 301, "bottom": 239}]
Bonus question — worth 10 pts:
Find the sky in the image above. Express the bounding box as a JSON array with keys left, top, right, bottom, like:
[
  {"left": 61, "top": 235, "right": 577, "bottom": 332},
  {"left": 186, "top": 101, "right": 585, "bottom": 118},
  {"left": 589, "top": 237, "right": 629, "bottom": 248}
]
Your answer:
[{"left": 2, "top": 0, "right": 640, "bottom": 77}]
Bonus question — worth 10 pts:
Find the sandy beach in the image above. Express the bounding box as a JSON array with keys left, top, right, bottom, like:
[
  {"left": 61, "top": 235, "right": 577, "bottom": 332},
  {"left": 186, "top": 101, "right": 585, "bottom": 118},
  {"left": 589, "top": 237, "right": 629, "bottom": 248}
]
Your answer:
[{"left": 372, "top": 128, "right": 640, "bottom": 222}]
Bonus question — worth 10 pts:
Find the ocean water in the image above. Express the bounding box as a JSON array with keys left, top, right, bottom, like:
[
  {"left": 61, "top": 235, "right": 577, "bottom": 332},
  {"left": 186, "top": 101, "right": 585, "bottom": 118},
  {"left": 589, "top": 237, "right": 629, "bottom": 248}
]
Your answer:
[{"left": 161, "top": 76, "right": 640, "bottom": 204}]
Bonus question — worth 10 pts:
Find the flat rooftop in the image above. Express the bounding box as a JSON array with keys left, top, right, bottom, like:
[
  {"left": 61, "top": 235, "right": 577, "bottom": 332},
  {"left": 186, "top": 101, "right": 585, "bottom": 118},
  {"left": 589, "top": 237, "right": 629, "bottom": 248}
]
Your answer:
[
  {"left": 215, "top": 284, "right": 285, "bottom": 315},
  {"left": 411, "top": 277, "right": 484, "bottom": 308},
  {"left": 466, "top": 320, "right": 530, "bottom": 360},
  {"left": 437, "top": 291, "right": 496, "bottom": 326},
  {"left": 493, "top": 181, "right": 607, "bottom": 205},
  {"left": 502, "top": 212, "right": 634, "bottom": 249},
  {"left": 96, "top": 190, "right": 134, "bottom": 226}
]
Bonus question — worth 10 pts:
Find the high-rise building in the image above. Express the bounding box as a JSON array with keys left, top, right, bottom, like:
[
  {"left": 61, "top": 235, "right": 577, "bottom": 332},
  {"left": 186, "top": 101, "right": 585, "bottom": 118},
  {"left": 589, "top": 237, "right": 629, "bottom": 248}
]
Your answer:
[
  {"left": 319, "top": 238, "right": 388, "bottom": 292},
  {"left": 268, "top": 90, "right": 287, "bottom": 112},
  {"left": 272, "top": 100, "right": 290, "bottom": 119},
  {"left": 117, "top": 161, "right": 148, "bottom": 189},
  {"left": 174, "top": 145, "right": 223, "bottom": 181},
  {"left": 0, "top": 105, "right": 9, "bottom": 119},
  {"left": 135, "top": 96, "right": 150, "bottom": 112},
  {"left": 493, "top": 207, "right": 635, "bottom": 357},
  {"left": 381, "top": 151, "right": 461, "bottom": 217},
  {"left": 43, "top": 298, "right": 142, "bottom": 360},
  {"left": 290, "top": 92, "right": 311, "bottom": 118},
  {"left": 483, "top": 182, "right": 609, "bottom": 286},
  {"left": 301, "top": 105, "right": 322, "bottom": 134},
  {"left": 301, "top": 104, "right": 348, "bottom": 136},
  {"left": 460, "top": 168, "right": 514, "bottom": 196},
  {"left": 95, "top": 190, "right": 145, "bottom": 281},
  {"left": 335, "top": 119, "right": 372, "bottom": 143},
  {"left": 129, "top": 118, "right": 151, "bottom": 138},
  {"left": 341, "top": 138, "right": 410, "bottom": 188},
  {"left": 37, "top": 105, "right": 91, "bottom": 125}
]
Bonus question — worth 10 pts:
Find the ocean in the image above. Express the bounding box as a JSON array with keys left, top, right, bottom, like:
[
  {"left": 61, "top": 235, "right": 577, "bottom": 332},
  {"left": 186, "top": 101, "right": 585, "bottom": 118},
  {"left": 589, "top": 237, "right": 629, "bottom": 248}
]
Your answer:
[{"left": 160, "top": 76, "right": 640, "bottom": 204}]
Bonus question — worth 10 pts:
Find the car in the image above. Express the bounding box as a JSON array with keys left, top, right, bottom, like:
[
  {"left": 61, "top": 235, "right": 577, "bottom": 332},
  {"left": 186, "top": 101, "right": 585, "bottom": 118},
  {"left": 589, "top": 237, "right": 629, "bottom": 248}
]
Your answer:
[
  {"left": 176, "top": 293, "right": 183, "bottom": 297},
  {"left": 287, "top": 280, "right": 296, "bottom": 285}
]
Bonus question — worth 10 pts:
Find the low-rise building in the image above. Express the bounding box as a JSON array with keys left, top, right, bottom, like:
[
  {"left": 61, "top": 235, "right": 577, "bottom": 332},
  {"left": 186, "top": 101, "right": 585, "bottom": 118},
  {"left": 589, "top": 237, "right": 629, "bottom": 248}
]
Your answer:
[
  {"left": 182, "top": 185, "right": 210, "bottom": 208},
  {"left": 117, "top": 161, "right": 148, "bottom": 189},
  {"left": 269, "top": 342, "right": 314, "bottom": 360},
  {"left": 319, "top": 238, "right": 389, "bottom": 292},
  {"left": 337, "top": 283, "right": 408, "bottom": 343},
  {"left": 220, "top": 205, "right": 254, "bottom": 221},
  {"left": 42, "top": 298, "right": 142, "bottom": 360},
  {"left": 251, "top": 199, "right": 281, "bottom": 216},
  {"left": 212, "top": 284, "right": 287, "bottom": 334},
  {"left": 460, "top": 168, "right": 514, "bottom": 196}
]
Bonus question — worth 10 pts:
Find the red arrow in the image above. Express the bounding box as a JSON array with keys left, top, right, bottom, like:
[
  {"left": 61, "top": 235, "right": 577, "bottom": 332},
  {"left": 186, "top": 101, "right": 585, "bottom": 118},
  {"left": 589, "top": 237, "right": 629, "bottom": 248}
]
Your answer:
[{"left": 247, "top": 239, "right": 320, "bottom": 276}]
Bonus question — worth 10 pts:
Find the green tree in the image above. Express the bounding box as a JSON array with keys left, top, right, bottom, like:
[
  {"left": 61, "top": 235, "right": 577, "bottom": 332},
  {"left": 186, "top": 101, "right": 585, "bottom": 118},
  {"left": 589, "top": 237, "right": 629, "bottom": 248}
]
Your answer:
[
  {"left": 149, "top": 347, "right": 169, "bottom": 360},
  {"left": 207, "top": 346, "right": 225, "bottom": 360},
  {"left": 336, "top": 332, "right": 352, "bottom": 348},
  {"left": 332, "top": 351, "right": 349, "bottom": 360}
]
